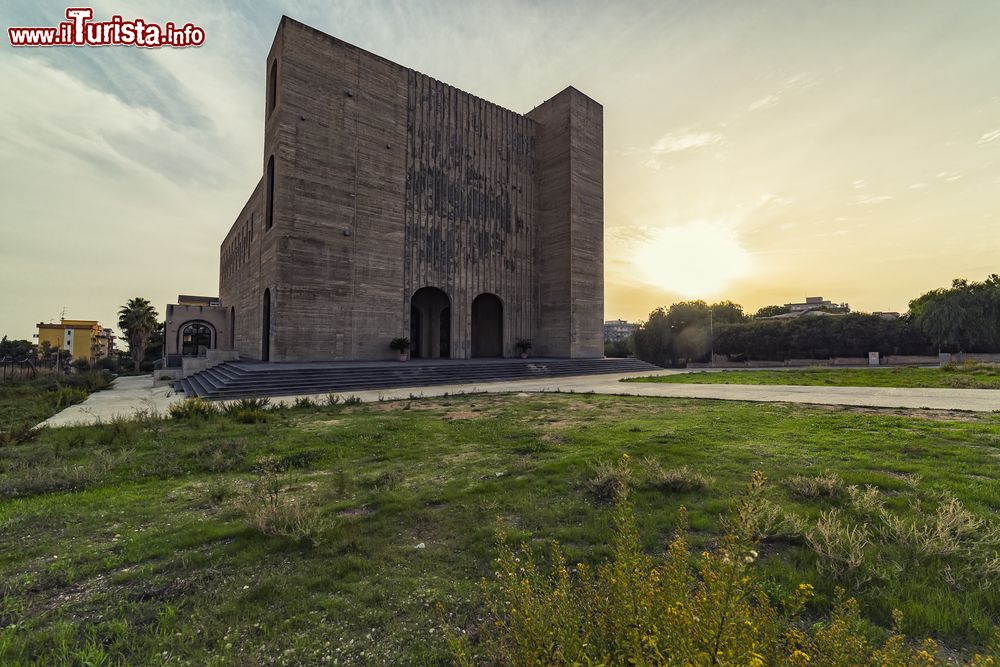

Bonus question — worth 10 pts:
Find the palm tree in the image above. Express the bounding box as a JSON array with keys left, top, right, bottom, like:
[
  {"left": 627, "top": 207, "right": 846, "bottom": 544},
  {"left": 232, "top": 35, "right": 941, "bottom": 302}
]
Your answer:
[{"left": 118, "top": 297, "right": 159, "bottom": 372}]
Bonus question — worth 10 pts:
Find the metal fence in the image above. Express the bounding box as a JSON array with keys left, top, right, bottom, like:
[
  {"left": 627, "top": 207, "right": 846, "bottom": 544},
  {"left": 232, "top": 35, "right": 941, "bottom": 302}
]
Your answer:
[{"left": 0, "top": 357, "right": 38, "bottom": 381}]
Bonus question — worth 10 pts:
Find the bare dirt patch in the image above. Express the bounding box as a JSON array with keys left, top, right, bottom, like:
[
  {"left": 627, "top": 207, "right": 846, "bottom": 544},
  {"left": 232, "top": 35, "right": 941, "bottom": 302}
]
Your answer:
[
  {"left": 337, "top": 506, "right": 373, "bottom": 518},
  {"left": 817, "top": 404, "right": 989, "bottom": 422},
  {"left": 441, "top": 412, "right": 478, "bottom": 421}
]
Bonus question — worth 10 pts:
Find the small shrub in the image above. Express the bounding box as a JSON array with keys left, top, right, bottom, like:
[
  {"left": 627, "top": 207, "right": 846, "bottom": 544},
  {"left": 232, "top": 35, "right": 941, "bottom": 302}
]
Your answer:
[
  {"left": 279, "top": 450, "right": 321, "bottom": 470},
  {"left": 234, "top": 455, "right": 325, "bottom": 546},
  {"left": 131, "top": 405, "right": 163, "bottom": 436},
  {"left": 192, "top": 439, "right": 249, "bottom": 473},
  {"left": 0, "top": 421, "right": 43, "bottom": 447},
  {"left": 205, "top": 479, "right": 234, "bottom": 505},
  {"left": 805, "top": 508, "right": 871, "bottom": 581},
  {"left": 847, "top": 484, "right": 884, "bottom": 515},
  {"left": 46, "top": 386, "right": 88, "bottom": 409},
  {"left": 293, "top": 396, "right": 316, "bottom": 409},
  {"left": 325, "top": 394, "right": 342, "bottom": 407},
  {"left": 366, "top": 469, "right": 402, "bottom": 492},
  {"left": 585, "top": 458, "right": 631, "bottom": 503},
  {"left": 221, "top": 397, "right": 271, "bottom": 415},
  {"left": 95, "top": 415, "right": 139, "bottom": 446},
  {"left": 785, "top": 473, "right": 845, "bottom": 500},
  {"left": 220, "top": 398, "right": 272, "bottom": 424},
  {"left": 644, "top": 457, "right": 713, "bottom": 492},
  {"left": 739, "top": 497, "right": 806, "bottom": 543},
  {"left": 445, "top": 462, "right": 993, "bottom": 666},
  {"left": 168, "top": 398, "right": 218, "bottom": 420},
  {"left": 914, "top": 494, "right": 984, "bottom": 558},
  {"left": 343, "top": 396, "right": 362, "bottom": 406}
]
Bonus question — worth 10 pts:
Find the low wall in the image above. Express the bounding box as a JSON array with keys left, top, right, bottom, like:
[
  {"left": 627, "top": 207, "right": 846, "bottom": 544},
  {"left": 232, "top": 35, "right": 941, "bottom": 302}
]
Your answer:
[
  {"left": 688, "top": 354, "right": 941, "bottom": 369},
  {"left": 940, "top": 353, "right": 1000, "bottom": 365}
]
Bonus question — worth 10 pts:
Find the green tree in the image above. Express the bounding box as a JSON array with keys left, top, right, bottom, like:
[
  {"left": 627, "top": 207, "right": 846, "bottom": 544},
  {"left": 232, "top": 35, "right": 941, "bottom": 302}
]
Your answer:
[
  {"left": 909, "top": 275, "right": 1000, "bottom": 352},
  {"left": 709, "top": 300, "right": 747, "bottom": 325},
  {"left": 754, "top": 304, "right": 790, "bottom": 318},
  {"left": 143, "top": 321, "right": 165, "bottom": 365},
  {"left": 632, "top": 308, "right": 673, "bottom": 367},
  {"left": 0, "top": 336, "right": 36, "bottom": 359},
  {"left": 118, "top": 297, "right": 159, "bottom": 372}
]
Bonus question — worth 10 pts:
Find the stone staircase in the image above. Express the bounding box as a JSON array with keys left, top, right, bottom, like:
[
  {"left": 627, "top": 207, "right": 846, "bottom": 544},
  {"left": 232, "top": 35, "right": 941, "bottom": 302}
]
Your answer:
[{"left": 174, "top": 357, "right": 661, "bottom": 400}]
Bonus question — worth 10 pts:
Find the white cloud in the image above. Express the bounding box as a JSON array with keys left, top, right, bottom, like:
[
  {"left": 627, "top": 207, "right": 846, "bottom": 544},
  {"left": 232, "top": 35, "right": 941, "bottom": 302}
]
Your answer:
[
  {"left": 747, "top": 94, "right": 778, "bottom": 112},
  {"left": 856, "top": 195, "right": 893, "bottom": 205},
  {"left": 978, "top": 128, "right": 1000, "bottom": 145},
  {"left": 649, "top": 128, "right": 724, "bottom": 154}
]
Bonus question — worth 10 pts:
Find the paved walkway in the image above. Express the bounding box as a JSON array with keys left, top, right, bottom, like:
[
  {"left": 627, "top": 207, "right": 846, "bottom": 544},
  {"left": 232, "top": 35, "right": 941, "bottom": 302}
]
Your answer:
[
  {"left": 42, "top": 375, "right": 184, "bottom": 428},
  {"left": 41, "top": 369, "right": 1000, "bottom": 428}
]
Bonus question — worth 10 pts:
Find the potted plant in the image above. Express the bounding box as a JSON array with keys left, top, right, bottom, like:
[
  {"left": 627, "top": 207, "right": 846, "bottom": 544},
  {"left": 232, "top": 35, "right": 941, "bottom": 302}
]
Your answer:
[
  {"left": 515, "top": 337, "right": 532, "bottom": 359},
  {"left": 389, "top": 337, "right": 411, "bottom": 361}
]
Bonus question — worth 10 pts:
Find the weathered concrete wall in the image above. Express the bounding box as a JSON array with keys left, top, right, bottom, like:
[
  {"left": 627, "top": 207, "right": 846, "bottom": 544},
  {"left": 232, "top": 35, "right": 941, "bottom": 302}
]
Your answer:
[
  {"left": 262, "top": 18, "right": 409, "bottom": 361},
  {"left": 218, "top": 16, "right": 604, "bottom": 362},
  {"left": 404, "top": 72, "right": 535, "bottom": 359},
  {"left": 527, "top": 87, "right": 604, "bottom": 358},
  {"left": 219, "top": 179, "right": 270, "bottom": 360}
]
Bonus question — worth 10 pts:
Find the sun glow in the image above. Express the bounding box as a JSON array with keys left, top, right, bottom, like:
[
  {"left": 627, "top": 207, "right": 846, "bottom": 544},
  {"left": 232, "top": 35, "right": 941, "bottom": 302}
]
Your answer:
[{"left": 631, "top": 221, "right": 753, "bottom": 297}]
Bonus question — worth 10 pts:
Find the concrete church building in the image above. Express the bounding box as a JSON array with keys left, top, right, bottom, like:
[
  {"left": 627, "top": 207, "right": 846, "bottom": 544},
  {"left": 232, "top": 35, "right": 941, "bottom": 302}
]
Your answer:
[{"left": 170, "top": 16, "right": 604, "bottom": 364}]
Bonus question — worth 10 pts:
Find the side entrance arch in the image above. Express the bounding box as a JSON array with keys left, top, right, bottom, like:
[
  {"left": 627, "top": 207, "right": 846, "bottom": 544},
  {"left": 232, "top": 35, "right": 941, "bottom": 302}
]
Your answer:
[
  {"left": 410, "top": 287, "right": 450, "bottom": 359},
  {"left": 179, "top": 321, "right": 215, "bottom": 356},
  {"left": 471, "top": 293, "right": 503, "bottom": 357}
]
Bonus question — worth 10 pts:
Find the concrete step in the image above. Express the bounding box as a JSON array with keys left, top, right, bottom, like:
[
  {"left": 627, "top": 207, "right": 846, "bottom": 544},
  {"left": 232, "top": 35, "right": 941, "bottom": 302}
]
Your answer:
[{"left": 179, "top": 358, "right": 660, "bottom": 400}]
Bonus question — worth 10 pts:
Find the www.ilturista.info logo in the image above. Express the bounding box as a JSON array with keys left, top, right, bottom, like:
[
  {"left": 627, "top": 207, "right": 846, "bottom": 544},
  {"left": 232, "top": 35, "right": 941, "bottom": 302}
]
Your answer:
[{"left": 8, "top": 7, "right": 205, "bottom": 48}]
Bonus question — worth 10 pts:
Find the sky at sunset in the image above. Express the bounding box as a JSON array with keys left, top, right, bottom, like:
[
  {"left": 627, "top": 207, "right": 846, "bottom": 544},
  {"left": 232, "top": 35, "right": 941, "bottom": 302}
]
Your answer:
[{"left": 2, "top": 0, "right": 999, "bottom": 340}]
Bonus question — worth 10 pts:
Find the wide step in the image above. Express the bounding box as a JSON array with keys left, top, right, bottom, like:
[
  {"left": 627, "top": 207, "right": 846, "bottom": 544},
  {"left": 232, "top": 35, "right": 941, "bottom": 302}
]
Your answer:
[{"left": 174, "top": 358, "right": 660, "bottom": 399}]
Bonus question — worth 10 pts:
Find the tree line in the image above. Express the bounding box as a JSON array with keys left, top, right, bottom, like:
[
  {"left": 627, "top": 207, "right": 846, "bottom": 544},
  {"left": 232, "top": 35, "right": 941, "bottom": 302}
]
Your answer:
[
  {"left": 630, "top": 274, "right": 1000, "bottom": 367},
  {"left": 1, "top": 297, "right": 162, "bottom": 373}
]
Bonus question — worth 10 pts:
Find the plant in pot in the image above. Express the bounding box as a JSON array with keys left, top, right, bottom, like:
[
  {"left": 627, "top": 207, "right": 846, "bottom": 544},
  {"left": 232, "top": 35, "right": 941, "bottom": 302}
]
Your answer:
[
  {"left": 515, "top": 337, "right": 532, "bottom": 359},
  {"left": 389, "top": 337, "right": 411, "bottom": 361}
]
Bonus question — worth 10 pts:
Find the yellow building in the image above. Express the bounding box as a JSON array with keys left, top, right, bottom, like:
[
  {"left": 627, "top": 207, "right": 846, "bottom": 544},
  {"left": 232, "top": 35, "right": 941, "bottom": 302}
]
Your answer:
[{"left": 36, "top": 319, "right": 116, "bottom": 362}]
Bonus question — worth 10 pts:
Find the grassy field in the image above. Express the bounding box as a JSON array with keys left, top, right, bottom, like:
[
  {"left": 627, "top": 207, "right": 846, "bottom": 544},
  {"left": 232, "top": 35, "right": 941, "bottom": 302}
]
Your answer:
[
  {"left": 625, "top": 364, "right": 1000, "bottom": 389},
  {"left": 0, "top": 372, "right": 111, "bottom": 446},
  {"left": 1, "top": 393, "right": 999, "bottom": 664}
]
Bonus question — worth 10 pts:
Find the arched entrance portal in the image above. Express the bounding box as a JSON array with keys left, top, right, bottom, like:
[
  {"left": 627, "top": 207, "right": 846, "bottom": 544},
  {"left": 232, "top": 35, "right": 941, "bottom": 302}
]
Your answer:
[
  {"left": 180, "top": 321, "right": 214, "bottom": 356},
  {"left": 410, "top": 287, "right": 450, "bottom": 359},
  {"left": 471, "top": 293, "right": 503, "bottom": 357},
  {"left": 261, "top": 289, "right": 271, "bottom": 362}
]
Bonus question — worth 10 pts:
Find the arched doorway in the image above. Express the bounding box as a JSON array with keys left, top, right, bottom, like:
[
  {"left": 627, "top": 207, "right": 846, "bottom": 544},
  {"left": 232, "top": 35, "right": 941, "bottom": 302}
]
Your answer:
[
  {"left": 471, "top": 293, "right": 503, "bottom": 357},
  {"left": 261, "top": 289, "right": 271, "bottom": 362},
  {"left": 410, "top": 287, "right": 450, "bottom": 359},
  {"left": 180, "top": 321, "right": 214, "bottom": 356}
]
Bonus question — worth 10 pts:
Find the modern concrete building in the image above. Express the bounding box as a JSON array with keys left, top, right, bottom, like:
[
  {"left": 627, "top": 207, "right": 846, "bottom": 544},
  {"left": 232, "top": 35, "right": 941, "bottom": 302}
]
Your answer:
[
  {"left": 604, "top": 319, "right": 638, "bottom": 342},
  {"left": 784, "top": 296, "right": 850, "bottom": 314},
  {"left": 209, "top": 16, "right": 603, "bottom": 363},
  {"left": 35, "top": 319, "right": 115, "bottom": 362}
]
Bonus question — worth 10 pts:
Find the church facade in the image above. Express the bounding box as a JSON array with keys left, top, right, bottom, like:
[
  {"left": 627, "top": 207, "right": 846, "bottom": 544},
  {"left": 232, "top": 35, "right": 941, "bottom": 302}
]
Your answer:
[{"left": 216, "top": 16, "right": 604, "bottom": 362}]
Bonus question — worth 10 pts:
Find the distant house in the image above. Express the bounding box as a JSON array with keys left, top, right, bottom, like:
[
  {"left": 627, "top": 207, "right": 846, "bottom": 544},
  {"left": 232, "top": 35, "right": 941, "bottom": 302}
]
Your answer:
[
  {"left": 784, "top": 296, "right": 850, "bottom": 314},
  {"left": 35, "top": 319, "right": 116, "bottom": 362},
  {"left": 604, "top": 319, "right": 638, "bottom": 342},
  {"left": 759, "top": 310, "right": 843, "bottom": 320}
]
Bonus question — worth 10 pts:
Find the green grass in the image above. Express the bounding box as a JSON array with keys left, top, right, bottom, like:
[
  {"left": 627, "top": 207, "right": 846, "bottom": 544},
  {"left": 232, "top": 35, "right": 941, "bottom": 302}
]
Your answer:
[
  {"left": 1, "top": 393, "right": 999, "bottom": 664},
  {"left": 625, "top": 364, "right": 1000, "bottom": 389},
  {"left": 0, "top": 372, "right": 111, "bottom": 445}
]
